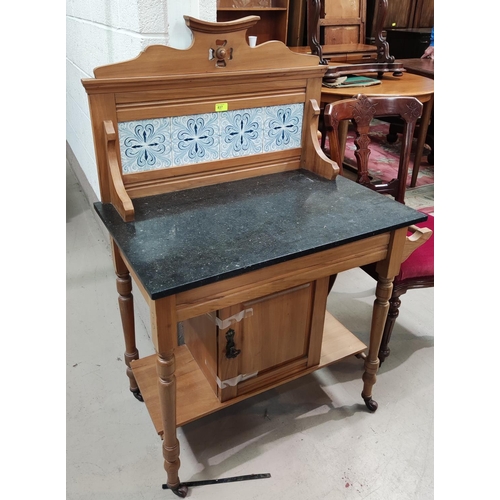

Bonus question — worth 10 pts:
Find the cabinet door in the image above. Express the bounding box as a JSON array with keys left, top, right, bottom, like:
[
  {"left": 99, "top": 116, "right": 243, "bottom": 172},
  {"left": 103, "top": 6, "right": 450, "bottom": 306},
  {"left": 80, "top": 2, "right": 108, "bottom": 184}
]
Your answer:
[{"left": 217, "top": 280, "right": 327, "bottom": 402}]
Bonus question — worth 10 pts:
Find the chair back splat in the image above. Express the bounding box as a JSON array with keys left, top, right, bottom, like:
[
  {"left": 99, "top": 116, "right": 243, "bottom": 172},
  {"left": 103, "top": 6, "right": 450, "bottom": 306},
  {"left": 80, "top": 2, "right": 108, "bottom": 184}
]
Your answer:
[{"left": 324, "top": 94, "right": 422, "bottom": 204}]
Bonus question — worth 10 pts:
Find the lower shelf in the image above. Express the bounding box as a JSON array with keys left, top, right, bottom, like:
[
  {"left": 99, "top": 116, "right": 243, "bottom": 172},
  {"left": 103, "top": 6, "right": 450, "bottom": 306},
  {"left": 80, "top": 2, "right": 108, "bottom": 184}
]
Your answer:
[{"left": 131, "top": 311, "right": 366, "bottom": 434}]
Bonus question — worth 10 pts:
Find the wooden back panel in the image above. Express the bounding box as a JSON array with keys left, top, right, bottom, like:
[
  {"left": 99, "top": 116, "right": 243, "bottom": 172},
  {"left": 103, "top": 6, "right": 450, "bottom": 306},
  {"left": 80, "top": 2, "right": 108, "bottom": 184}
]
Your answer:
[{"left": 82, "top": 16, "right": 337, "bottom": 221}]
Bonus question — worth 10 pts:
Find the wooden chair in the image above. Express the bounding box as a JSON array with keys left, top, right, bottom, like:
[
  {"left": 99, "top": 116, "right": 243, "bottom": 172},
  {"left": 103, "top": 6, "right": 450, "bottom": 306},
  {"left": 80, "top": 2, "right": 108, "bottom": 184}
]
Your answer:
[
  {"left": 324, "top": 94, "right": 422, "bottom": 203},
  {"left": 323, "top": 94, "right": 434, "bottom": 364}
]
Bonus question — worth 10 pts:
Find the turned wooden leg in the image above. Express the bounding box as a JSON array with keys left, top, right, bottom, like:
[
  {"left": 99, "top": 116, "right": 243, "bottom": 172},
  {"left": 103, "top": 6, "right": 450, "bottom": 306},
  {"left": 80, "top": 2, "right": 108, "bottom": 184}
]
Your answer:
[
  {"left": 111, "top": 240, "right": 142, "bottom": 401},
  {"left": 152, "top": 296, "right": 186, "bottom": 497},
  {"left": 157, "top": 353, "right": 187, "bottom": 497},
  {"left": 362, "top": 276, "right": 393, "bottom": 411},
  {"left": 378, "top": 288, "right": 406, "bottom": 365}
]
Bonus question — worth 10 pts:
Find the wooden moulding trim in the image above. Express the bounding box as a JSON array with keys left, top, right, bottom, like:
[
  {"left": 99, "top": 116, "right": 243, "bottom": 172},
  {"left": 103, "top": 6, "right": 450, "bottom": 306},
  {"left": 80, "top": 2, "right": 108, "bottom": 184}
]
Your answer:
[
  {"left": 126, "top": 159, "right": 301, "bottom": 199},
  {"left": 123, "top": 149, "right": 300, "bottom": 195},
  {"left": 116, "top": 92, "right": 306, "bottom": 123},
  {"left": 123, "top": 148, "right": 299, "bottom": 185},
  {"left": 82, "top": 67, "right": 327, "bottom": 94},
  {"left": 115, "top": 80, "right": 310, "bottom": 105},
  {"left": 103, "top": 120, "right": 135, "bottom": 222}
]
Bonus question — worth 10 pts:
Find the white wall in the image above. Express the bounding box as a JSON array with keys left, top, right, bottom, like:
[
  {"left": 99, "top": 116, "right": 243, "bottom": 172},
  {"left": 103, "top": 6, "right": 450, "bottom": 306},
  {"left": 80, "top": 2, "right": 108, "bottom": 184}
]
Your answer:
[{"left": 66, "top": 0, "right": 216, "bottom": 200}]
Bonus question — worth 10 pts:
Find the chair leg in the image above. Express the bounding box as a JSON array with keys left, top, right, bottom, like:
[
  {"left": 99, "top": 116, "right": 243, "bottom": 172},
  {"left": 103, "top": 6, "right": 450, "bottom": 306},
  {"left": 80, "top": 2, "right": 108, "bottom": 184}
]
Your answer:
[
  {"left": 425, "top": 108, "right": 434, "bottom": 165},
  {"left": 378, "top": 289, "right": 406, "bottom": 365},
  {"left": 387, "top": 122, "right": 399, "bottom": 144}
]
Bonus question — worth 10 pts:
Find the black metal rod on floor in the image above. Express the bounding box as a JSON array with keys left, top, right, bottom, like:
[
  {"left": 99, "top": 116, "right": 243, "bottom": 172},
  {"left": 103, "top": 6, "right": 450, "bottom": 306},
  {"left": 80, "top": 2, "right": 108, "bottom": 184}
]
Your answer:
[{"left": 162, "top": 473, "right": 271, "bottom": 490}]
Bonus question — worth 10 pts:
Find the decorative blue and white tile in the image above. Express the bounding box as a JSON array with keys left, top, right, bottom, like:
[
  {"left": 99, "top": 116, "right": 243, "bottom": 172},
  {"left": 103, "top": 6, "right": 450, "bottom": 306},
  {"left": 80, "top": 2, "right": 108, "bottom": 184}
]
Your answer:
[
  {"left": 118, "top": 118, "right": 172, "bottom": 174},
  {"left": 263, "top": 103, "right": 303, "bottom": 152},
  {"left": 119, "top": 104, "right": 304, "bottom": 174},
  {"left": 219, "top": 107, "right": 263, "bottom": 159},
  {"left": 172, "top": 113, "right": 220, "bottom": 166}
]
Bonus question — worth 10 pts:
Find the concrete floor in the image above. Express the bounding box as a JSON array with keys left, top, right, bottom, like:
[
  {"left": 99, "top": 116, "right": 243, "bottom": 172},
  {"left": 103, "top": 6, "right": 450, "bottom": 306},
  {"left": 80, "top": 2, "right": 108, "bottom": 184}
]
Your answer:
[{"left": 66, "top": 161, "right": 434, "bottom": 500}]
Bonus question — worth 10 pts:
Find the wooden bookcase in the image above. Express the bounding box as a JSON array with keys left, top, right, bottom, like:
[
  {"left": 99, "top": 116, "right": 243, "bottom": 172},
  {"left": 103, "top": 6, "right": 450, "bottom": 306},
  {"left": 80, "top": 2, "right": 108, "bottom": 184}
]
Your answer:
[{"left": 216, "top": 0, "right": 290, "bottom": 44}]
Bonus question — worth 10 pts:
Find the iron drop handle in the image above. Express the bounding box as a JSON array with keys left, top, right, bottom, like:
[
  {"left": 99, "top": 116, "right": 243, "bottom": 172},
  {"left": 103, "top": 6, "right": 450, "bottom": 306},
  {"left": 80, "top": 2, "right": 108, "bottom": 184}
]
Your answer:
[{"left": 225, "top": 329, "right": 241, "bottom": 359}]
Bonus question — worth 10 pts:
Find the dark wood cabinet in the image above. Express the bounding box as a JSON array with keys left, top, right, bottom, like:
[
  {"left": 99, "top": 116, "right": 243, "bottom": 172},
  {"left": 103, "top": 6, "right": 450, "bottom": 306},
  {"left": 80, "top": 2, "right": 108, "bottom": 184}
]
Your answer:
[
  {"left": 384, "top": 27, "right": 432, "bottom": 58},
  {"left": 366, "top": 0, "right": 433, "bottom": 43}
]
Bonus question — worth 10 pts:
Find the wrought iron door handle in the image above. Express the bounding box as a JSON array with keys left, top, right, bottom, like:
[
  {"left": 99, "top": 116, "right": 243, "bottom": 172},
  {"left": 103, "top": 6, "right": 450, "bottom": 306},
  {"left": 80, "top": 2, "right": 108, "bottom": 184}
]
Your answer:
[{"left": 225, "top": 329, "right": 241, "bottom": 359}]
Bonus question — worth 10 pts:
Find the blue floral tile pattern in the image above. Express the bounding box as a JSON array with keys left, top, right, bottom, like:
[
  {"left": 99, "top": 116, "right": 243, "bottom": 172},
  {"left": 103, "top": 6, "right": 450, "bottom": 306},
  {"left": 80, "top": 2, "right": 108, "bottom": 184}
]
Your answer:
[
  {"left": 220, "top": 107, "right": 263, "bottom": 159},
  {"left": 118, "top": 119, "right": 172, "bottom": 174},
  {"left": 172, "top": 113, "right": 219, "bottom": 166},
  {"left": 118, "top": 103, "right": 304, "bottom": 174},
  {"left": 263, "top": 104, "right": 303, "bottom": 152}
]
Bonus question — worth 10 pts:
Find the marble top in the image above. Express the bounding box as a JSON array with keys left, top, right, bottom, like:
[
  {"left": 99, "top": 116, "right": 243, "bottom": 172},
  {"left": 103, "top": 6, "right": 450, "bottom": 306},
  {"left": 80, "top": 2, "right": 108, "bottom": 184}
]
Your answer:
[{"left": 94, "top": 171, "right": 426, "bottom": 300}]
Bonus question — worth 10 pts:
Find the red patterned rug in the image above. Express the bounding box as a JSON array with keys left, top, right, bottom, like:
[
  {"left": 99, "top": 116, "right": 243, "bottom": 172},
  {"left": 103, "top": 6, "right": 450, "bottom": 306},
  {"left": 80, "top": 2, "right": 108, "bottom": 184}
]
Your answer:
[{"left": 341, "top": 120, "right": 434, "bottom": 188}]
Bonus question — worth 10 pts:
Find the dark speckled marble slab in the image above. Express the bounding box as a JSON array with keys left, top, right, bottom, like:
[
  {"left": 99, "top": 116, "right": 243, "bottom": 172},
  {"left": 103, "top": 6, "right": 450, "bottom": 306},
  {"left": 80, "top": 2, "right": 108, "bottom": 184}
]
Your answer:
[{"left": 94, "top": 170, "right": 426, "bottom": 300}]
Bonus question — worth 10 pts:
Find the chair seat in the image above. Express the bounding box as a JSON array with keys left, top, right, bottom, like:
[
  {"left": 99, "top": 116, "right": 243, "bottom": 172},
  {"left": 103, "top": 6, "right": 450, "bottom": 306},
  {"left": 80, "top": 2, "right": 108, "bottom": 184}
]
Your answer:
[{"left": 396, "top": 213, "right": 434, "bottom": 283}]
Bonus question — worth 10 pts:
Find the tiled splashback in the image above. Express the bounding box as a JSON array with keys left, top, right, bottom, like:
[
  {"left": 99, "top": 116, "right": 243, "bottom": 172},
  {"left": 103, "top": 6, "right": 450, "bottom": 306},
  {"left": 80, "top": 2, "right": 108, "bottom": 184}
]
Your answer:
[{"left": 118, "top": 103, "right": 304, "bottom": 174}]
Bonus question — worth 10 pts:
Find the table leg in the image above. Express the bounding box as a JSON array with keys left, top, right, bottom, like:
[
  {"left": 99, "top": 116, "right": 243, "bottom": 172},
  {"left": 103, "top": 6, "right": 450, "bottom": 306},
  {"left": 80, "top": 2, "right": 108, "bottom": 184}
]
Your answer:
[
  {"left": 361, "top": 225, "right": 406, "bottom": 410},
  {"left": 361, "top": 276, "right": 393, "bottom": 411},
  {"left": 410, "top": 95, "right": 434, "bottom": 187},
  {"left": 111, "top": 239, "right": 142, "bottom": 401},
  {"left": 152, "top": 297, "right": 187, "bottom": 498},
  {"left": 157, "top": 353, "right": 187, "bottom": 497}
]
